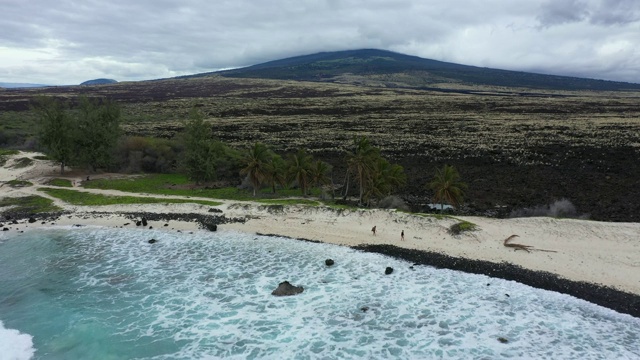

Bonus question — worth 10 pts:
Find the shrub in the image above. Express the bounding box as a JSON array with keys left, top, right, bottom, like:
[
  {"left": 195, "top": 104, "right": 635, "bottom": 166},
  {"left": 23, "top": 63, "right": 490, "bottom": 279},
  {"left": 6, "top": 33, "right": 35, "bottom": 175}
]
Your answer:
[
  {"left": 377, "top": 195, "right": 410, "bottom": 211},
  {"left": 448, "top": 221, "right": 477, "bottom": 235},
  {"left": 508, "top": 199, "right": 587, "bottom": 219}
]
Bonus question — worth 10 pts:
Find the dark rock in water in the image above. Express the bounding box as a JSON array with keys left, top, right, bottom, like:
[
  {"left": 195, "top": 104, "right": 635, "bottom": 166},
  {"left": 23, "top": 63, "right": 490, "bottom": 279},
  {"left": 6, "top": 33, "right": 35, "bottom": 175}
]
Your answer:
[
  {"left": 505, "top": 293, "right": 510, "bottom": 297},
  {"left": 28, "top": 217, "right": 36, "bottom": 223},
  {"left": 12, "top": 220, "right": 18, "bottom": 224},
  {"left": 141, "top": 218, "right": 148, "bottom": 226},
  {"left": 41, "top": 221, "right": 46, "bottom": 225},
  {"left": 136, "top": 221, "right": 142, "bottom": 226},
  {"left": 208, "top": 208, "right": 223, "bottom": 213},
  {"left": 385, "top": 267, "right": 394, "bottom": 275},
  {"left": 271, "top": 281, "right": 304, "bottom": 296},
  {"left": 124, "top": 223, "right": 130, "bottom": 226},
  {"left": 360, "top": 306, "right": 369, "bottom": 312},
  {"left": 148, "top": 239, "right": 157, "bottom": 244},
  {"left": 2, "top": 228, "right": 8, "bottom": 231},
  {"left": 149, "top": 226, "right": 153, "bottom": 229},
  {"left": 325, "top": 259, "right": 335, "bottom": 266},
  {"left": 164, "top": 224, "right": 169, "bottom": 227},
  {"left": 498, "top": 337, "right": 509, "bottom": 343}
]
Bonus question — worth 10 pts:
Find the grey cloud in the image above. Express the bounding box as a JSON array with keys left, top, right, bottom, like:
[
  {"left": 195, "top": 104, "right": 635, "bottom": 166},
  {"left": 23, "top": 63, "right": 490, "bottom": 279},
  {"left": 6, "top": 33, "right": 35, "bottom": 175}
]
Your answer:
[
  {"left": 537, "top": 0, "right": 590, "bottom": 27},
  {"left": 1, "top": 0, "right": 639, "bottom": 84},
  {"left": 589, "top": 0, "right": 640, "bottom": 25}
]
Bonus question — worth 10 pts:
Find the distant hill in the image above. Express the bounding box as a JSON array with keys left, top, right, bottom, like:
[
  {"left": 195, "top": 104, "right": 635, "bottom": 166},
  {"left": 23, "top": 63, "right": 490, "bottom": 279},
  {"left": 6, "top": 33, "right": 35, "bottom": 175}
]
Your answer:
[
  {"left": 193, "top": 49, "right": 640, "bottom": 92},
  {"left": 80, "top": 78, "right": 117, "bottom": 86},
  {"left": 0, "top": 82, "right": 50, "bottom": 89}
]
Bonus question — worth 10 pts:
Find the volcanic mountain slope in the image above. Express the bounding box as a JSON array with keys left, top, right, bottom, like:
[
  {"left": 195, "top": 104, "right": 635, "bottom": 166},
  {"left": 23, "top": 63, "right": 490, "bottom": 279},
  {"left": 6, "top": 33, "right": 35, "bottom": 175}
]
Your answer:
[{"left": 187, "top": 49, "right": 640, "bottom": 92}]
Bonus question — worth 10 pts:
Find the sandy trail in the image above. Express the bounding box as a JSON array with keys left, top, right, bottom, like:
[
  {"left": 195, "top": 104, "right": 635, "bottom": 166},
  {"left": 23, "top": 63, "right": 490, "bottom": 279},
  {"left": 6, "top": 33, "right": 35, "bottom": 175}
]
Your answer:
[{"left": 1, "top": 151, "right": 639, "bottom": 295}]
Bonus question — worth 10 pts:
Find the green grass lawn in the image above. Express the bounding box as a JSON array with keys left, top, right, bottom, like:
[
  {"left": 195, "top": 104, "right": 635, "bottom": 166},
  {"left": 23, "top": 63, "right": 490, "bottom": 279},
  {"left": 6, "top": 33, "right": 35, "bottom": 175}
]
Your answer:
[
  {"left": 39, "top": 188, "right": 223, "bottom": 206},
  {"left": 46, "top": 178, "right": 74, "bottom": 187},
  {"left": 82, "top": 173, "right": 322, "bottom": 201},
  {"left": 4, "top": 180, "right": 33, "bottom": 187},
  {"left": 0, "top": 195, "right": 62, "bottom": 214}
]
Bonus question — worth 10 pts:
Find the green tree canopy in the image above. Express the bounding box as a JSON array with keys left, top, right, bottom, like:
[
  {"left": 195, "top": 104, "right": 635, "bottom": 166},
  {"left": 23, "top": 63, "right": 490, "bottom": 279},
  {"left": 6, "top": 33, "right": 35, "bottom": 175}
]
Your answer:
[
  {"left": 33, "top": 96, "right": 74, "bottom": 174},
  {"left": 240, "top": 142, "right": 272, "bottom": 196},
  {"left": 73, "top": 97, "right": 121, "bottom": 171},
  {"left": 428, "top": 164, "right": 467, "bottom": 209},
  {"left": 180, "top": 108, "right": 217, "bottom": 184},
  {"left": 287, "top": 148, "right": 314, "bottom": 196}
]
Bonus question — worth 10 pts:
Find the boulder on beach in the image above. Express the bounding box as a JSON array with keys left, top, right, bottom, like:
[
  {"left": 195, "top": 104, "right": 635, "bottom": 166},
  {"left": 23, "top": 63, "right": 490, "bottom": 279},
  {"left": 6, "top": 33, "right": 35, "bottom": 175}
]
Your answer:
[
  {"left": 271, "top": 281, "right": 304, "bottom": 296},
  {"left": 385, "top": 267, "right": 394, "bottom": 275},
  {"left": 202, "top": 222, "right": 218, "bottom": 232}
]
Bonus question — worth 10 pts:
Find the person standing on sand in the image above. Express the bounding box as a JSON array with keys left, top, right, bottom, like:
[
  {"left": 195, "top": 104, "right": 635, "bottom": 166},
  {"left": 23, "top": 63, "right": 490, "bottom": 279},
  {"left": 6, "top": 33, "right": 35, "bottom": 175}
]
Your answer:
[
  {"left": 401, "top": 230, "right": 404, "bottom": 241},
  {"left": 372, "top": 226, "right": 376, "bottom": 236}
]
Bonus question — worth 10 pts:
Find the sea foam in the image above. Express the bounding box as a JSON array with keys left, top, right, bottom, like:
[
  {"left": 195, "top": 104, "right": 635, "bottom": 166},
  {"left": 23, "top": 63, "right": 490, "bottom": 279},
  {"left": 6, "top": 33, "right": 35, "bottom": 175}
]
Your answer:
[{"left": 0, "top": 321, "right": 35, "bottom": 360}]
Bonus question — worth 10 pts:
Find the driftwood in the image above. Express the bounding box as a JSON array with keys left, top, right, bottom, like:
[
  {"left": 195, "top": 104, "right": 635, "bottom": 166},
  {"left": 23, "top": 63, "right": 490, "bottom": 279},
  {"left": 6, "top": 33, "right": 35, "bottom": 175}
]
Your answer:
[{"left": 503, "top": 235, "right": 557, "bottom": 253}]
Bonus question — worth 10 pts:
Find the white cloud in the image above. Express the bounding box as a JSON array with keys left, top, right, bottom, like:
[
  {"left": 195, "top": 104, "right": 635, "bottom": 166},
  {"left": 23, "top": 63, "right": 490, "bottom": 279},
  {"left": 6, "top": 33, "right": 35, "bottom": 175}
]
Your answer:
[{"left": 0, "top": 0, "right": 638, "bottom": 85}]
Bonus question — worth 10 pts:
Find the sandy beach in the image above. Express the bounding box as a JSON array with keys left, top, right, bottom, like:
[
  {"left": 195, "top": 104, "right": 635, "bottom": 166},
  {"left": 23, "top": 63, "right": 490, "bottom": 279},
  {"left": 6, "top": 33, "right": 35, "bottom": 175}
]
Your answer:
[{"left": 2, "top": 151, "right": 640, "bottom": 315}]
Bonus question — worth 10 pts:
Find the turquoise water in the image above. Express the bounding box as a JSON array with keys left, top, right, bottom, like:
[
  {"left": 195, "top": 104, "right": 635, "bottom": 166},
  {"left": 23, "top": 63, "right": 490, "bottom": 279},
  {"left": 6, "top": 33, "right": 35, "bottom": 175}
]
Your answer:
[{"left": 0, "top": 226, "right": 639, "bottom": 359}]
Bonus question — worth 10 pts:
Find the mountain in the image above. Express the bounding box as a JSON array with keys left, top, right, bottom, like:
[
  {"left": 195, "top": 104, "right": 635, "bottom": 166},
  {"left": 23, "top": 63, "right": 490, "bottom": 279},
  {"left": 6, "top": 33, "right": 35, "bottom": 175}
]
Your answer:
[
  {"left": 198, "top": 49, "right": 640, "bottom": 91},
  {"left": 0, "top": 82, "right": 50, "bottom": 89},
  {"left": 80, "top": 78, "right": 117, "bottom": 86}
]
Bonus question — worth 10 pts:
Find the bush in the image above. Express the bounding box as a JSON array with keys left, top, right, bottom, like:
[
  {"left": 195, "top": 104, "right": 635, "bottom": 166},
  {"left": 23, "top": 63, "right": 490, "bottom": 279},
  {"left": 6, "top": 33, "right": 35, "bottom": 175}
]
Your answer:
[
  {"left": 508, "top": 198, "right": 587, "bottom": 219},
  {"left": 448, "top": 221, "right": 477, "bottom": 235},
  {"left": 115, "top": 136, "right": 180, "bottom": 173},
  {"left": 377, "top": 195, "right": 410, "bottom": 211}
]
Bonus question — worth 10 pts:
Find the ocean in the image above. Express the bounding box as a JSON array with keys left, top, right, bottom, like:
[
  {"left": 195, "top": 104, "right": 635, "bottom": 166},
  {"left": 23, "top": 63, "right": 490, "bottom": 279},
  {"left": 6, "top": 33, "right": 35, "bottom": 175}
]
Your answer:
[{"left": 1, "top": 226, "right": 639, "bottom": 359}]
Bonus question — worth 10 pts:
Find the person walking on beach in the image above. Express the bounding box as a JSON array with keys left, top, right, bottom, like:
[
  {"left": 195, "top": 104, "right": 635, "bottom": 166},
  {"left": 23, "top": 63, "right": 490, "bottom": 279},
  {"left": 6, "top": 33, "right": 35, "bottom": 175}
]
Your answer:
[
  {"left": 371, "top": 226, "right": 376, "bottom": 236},
  {"left": 401, "top": 230, "right": 404, "bottom": 241}
]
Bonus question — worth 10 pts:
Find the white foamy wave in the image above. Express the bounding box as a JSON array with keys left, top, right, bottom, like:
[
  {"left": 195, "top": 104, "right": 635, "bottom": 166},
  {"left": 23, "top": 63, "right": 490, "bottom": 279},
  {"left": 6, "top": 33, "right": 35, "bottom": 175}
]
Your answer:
[{"left": 0, "top": 321, "right": 35, "bottom": 360}]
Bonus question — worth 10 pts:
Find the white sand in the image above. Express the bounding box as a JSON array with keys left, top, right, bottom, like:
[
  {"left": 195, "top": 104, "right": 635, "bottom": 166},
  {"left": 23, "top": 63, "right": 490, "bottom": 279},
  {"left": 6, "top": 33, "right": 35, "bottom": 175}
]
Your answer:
[{"left": 2, "top": 151, "right": 640, "bottom": 295}]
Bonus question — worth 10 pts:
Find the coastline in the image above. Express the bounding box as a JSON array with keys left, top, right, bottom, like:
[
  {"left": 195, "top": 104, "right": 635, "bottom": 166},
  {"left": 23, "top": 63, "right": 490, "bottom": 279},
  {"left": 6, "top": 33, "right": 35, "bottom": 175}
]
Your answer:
[
  {"left": 1, "top": 153, "right": 640, "bottom": 318},
  {"left": 2, "top": 205, "right": 639, "bottom": 319}
]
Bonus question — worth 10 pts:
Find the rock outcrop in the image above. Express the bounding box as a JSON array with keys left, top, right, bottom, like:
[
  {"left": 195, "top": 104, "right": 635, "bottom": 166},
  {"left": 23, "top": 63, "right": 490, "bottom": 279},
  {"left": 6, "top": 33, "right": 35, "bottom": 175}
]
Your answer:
[{"left": 271, "top": 281, "right": 304, "bottom": 296}]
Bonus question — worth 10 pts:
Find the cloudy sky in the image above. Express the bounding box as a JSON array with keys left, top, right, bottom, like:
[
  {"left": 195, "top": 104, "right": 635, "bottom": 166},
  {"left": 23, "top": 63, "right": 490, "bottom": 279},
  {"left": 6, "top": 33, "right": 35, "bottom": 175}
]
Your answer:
[{"left": 1, "top": 0, "right": 639, "bottom": 85}]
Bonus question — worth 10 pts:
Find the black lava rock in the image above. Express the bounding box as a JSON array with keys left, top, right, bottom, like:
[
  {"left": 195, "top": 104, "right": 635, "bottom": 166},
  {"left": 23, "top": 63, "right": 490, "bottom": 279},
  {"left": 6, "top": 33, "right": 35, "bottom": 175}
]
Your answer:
[
  {"left": 385, "top": 267, "right": 394, "bottom": 275},
  {"left": 148, "top": 239, "right": 157, "bottom": 244},
  {"left": 271, "top": 281, "right": 304, "bottom": 296},
  {"left": 325, "top": 259, "right": 335, "bottom": 266}
]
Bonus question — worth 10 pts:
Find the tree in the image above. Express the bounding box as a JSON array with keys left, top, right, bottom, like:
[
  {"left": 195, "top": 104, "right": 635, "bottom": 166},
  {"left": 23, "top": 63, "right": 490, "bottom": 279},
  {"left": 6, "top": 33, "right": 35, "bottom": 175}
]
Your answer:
[
  {"left": 309, "top": 160, "right": 332, "bottom": 190},
  {"left": 33, "top": 96, "right": 74, "bottom": 174},
  {"left": 345, "top": 136, "right": 379, "bottom": 204},
  {"left": 263, "top": 153, "right": 288, "bottom": 194},
  {"left": 287, "top": 148, "right": 314, "bottom": 196},
  {"left": 180, "top": 108, "right": 216, "bottom": 184},
  {"left": 428, "top": 164, "right": 467, "bottom": 209},
  {"left": 240, "top": 142, "right": 272, "bottom": 196},
  {"left": 73, "top": 97, "right": 121, "bottom": 171},
  {"left": 362, "top": 158, "right": 406, "bottom": 205}
]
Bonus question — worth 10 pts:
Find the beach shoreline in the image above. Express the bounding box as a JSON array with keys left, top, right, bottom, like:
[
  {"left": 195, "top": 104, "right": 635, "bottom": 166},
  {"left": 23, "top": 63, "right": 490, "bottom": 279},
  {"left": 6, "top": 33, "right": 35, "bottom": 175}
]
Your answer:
[
  {"left": 2, "top": 152, "right": 640, "bottom": 318},
  {"left": 2, "top": 207, "right": 640, "bottom": 319}
]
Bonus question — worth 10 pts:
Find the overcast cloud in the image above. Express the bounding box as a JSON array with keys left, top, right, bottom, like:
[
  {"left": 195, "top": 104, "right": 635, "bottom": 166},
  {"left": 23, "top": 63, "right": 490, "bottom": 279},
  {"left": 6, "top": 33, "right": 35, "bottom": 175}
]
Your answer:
[{"left": 1, "top": 0, "right": 639, "bottom": 85}]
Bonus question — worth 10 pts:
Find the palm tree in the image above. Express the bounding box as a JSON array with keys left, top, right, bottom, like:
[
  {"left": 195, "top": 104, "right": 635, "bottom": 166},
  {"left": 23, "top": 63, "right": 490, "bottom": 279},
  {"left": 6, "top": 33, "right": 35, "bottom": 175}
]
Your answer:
[
  {"left": 364, "top": 158, "right": 407, "bottom": 205},
  {"left": 428, "top": 164, "right": 467, "bottom": 209},
  {"left": 309, "top": 160, "right": 332, "bottom": 190},
  {"left": 240, "top": 142, "right": 272, "bottom": 196},
  {"left": 287, "top": 149, "right": 314, "bottom": 196},
  {"left": 345, "top": 136, "right": 378, "bottom": 204},
  {"left": 263, "top": 154, "right": 288, "bottom": 194}
]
